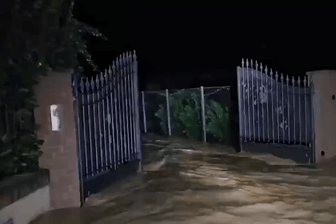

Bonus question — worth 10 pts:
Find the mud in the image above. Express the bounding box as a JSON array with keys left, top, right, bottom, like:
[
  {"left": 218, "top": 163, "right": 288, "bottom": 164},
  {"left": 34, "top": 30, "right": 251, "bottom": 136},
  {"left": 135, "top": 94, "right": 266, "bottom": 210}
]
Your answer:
[{"left": 30, "top": 134, "right": 336, "bottom": 224}]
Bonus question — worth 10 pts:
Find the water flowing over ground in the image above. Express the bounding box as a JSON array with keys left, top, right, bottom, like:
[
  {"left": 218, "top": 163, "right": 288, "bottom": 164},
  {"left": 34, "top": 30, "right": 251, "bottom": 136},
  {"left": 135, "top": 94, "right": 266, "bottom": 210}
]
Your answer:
[{"left": 31, "top": 134, "right": 336, "bottom": 224}]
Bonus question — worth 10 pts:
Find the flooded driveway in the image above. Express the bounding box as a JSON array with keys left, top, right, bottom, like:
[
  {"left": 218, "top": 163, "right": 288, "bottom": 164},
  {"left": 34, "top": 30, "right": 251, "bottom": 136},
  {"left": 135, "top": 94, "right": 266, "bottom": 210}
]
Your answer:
[{"left": 31, "top": 134, "right": 336, "bottom": 224}]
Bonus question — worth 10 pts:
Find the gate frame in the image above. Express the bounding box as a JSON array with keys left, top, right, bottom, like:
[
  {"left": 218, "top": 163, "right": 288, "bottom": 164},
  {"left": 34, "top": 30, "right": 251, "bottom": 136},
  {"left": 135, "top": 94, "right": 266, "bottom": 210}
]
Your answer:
[
  {"left": 72, "top": 51, "right": 142, "bottom": 204},
  {"left": 237, "top": 59, "right": 314, "bottom": 164}
]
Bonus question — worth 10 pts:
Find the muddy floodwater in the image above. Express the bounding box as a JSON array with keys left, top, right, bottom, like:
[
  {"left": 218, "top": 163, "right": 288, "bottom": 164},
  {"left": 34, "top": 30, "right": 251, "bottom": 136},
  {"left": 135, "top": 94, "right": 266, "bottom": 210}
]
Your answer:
[{"left": 30, "top": 134, "right": 336, "bottom": 224}]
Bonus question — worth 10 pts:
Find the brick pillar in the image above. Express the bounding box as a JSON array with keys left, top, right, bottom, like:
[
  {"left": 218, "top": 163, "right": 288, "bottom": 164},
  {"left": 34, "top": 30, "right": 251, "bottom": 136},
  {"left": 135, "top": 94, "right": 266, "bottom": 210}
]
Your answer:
[{"left": 34, "top": 70, "right": 81, "bottom": 209}]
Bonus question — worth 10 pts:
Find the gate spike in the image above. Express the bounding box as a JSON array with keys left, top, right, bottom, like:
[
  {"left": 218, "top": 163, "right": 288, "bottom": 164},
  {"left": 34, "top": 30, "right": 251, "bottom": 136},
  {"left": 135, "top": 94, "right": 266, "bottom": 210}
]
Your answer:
[
  {"left": 112, "top": 61, "right": 115, "bottom": 70},
  {"left": 85, "top": 77, "right": 90, "bottom": 91},
  {"left": 297, "top": 76, "right": 301, "bottom": 86},
  {"left": 116, "top": 57, "right": 120, "bottom": 69},
  {"left": 265, "top": 65, "right": 268, "bottom": 75},
  {"left": 80, "top": 78, "right": 85, "bottom": 93},
  {"left": 292, "top": 76, "right": 295, "bottom": 85},
  {"left": 242, "top": 58, "right": 245, "bottom": 67},
  {"left": 250, "top": 59, "right": 253, "bottom": 68},
  {"left": 95, "top": 74, "right": 100, "bottom": 88},
  {"left": 255, "top": 60, "right": 258, "bottom": 69},
  {"left": 133, "top": 50, "right": 137, "bottom": 59},
  {"left": 105, "top": 69, "right": 109, "bottom": 84},
  {"left": 270, "top": 68, "right": 273, "bottom": 76},
  {"left": 91, "top": 77, "right": 95, "bottom": 90},
  {"left": 280, "top": 73, "right": 284, "bottom": 80},
  {"left": 260, "top": 62, "right": 263, "bottom": 71},
  {"left": 126, "top": 51, "right": 129, "bottom": 63},
  {"left": 246, "top": 58, "right": 249, "bottom": 67},
  {"left": 286, "top": 75, "right": 289, "bottom": 83},
  {"left": 275, "top": 71, "right": 279, "bottom": 80},
  {"left": 100, "top": 72, "right": 105, "bottom": 86},
  {"left": 303, "top": 76, "right": 307, "bottom": 87}
]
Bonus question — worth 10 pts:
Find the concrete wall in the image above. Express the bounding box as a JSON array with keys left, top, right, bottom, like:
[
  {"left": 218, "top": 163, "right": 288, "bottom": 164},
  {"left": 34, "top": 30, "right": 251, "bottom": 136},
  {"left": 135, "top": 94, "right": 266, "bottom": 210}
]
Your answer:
[
  {"left": 0, "top": 170, "right": 50, "bottom": 224},
  {"left": 34, "top": 70, "right": 81, "bottom": 209},
  {"left": 307, "top": 70, "right": 336, "bottom": 163},
  {"left": 0, "top": 186, "right": 50, "bottom": 224}
]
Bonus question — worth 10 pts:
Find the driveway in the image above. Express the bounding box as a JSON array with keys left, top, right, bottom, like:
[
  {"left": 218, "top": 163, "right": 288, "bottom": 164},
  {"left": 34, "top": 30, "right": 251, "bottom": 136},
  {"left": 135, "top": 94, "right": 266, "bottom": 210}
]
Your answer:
[{"left": 31, "top": 134, "right": 336, "bottom": 224}]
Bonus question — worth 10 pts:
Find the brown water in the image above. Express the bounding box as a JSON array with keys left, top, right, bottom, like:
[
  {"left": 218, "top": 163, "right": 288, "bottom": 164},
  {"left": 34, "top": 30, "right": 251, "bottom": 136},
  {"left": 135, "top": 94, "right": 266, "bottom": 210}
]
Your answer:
[{"left": 30, "top": 135, "right": 336, "bottom": 224}]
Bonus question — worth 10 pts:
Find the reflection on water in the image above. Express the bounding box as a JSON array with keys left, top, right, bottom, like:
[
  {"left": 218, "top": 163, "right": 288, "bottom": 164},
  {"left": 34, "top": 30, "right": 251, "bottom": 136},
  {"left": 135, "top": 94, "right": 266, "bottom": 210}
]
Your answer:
[{"left": 31, "top": 134, "right": 336, "bottom": 224}]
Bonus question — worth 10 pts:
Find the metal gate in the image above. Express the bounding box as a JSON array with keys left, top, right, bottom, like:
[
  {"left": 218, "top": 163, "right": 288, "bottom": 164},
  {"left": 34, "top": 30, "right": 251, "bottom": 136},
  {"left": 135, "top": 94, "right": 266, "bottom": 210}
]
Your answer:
[
  {"left": 72, "top": 51, "right": 142, "bottom": 203},
  {"left": 237, "top": 59, "right": 314, "bottom": 163}
]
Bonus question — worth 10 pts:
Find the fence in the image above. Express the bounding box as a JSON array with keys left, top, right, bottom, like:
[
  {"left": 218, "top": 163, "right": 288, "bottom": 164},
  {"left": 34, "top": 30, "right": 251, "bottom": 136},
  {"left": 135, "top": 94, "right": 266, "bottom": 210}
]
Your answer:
[
  {"left": 140, "top": 86, "right": 232, "bottom": 144},
  {"left": 237, "top": 59, "right": 313, "bottom": 148},
  {"left": 72, "top": 51, "right": 141, "bottom": 198}
]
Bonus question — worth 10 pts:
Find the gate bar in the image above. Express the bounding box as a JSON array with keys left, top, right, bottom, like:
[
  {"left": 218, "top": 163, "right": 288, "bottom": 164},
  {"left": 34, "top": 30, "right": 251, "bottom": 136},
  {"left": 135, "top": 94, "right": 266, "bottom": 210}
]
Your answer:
[
  {"left": 200, "top": 86, "right": 206, "bottom": 143},
  {"left": 141, "top": 91, "right": 147, "bottom": 133},
  {"left": 165, "top": 89, "right": 171, "bottom": 136}
]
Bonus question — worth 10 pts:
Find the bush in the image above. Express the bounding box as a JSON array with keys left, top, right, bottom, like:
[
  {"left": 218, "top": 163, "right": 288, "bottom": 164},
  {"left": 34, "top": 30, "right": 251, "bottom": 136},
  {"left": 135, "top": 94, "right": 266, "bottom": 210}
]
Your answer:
[
  {"left": 0, "top": 0, "right": 105, "bottom": 180},
  {"left": 154, "top": 89, "right": 231, "bottom": 143}
]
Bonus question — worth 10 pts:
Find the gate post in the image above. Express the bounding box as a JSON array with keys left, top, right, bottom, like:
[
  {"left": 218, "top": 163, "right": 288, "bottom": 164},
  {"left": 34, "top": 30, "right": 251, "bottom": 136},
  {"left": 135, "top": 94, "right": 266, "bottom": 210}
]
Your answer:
[
  {"left": 237, "top": 66, "right": 243, "bottom": 152},
  {"left": 165, "top": 89, "right": 172, "bottom": 136},
  {"left": 307, "top": 70, "right": 336, "bottom": 164},
  {"left": 34, "top": 70, "right": 81, "bottom": 209},
  {"left": 200, "top": 86, "right": 206, "bottom": 143}
]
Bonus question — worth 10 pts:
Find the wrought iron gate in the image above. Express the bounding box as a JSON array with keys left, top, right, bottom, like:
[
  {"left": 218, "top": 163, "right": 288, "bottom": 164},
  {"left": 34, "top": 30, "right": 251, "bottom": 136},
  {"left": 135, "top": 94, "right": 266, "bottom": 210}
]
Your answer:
[
  {"left": 237, "top": 59, "right": 314, "bottom": 163},
  {"left": 72, "top": 51, "right": 142, "bottom": 203}
]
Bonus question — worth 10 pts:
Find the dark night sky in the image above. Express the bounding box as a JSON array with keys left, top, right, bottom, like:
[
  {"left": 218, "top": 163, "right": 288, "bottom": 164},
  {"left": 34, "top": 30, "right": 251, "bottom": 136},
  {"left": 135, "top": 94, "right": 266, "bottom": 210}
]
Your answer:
[{"left": 73, "top": 4, "right": 336, "bottom": 89}]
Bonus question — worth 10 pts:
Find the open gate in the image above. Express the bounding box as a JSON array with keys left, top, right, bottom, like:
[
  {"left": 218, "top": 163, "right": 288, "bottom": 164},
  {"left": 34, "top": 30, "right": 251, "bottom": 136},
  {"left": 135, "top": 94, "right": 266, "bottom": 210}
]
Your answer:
[
  {"left": 72, "top": 51, "right": 142, "bottom": 204},
  {"left": 237, "top": 59, "right": 314, "bottom": 163}
]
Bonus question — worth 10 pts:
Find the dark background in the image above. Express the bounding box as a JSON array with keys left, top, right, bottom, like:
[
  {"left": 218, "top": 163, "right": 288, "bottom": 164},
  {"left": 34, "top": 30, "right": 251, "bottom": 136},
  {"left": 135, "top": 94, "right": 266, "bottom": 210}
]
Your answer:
[
  {"left": 73, "top": 4, "right": 336, "bottom": 89},
  {"left": 73, "top": 4, "right": 336, "bottom": 148}
]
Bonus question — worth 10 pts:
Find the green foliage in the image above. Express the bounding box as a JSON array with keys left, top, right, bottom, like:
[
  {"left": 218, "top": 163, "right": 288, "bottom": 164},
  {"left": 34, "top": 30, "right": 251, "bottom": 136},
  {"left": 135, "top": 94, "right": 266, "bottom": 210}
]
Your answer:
[
  {"left": 0, "top": 128, "right": 43, "bottom": 180},
  {"left": 154, "top": 89, "right": 231, "bottom": 143},
  {"left": 0, "top": 0, "right": 105, "bottom": 180},
  {"left": 154, "top": 105, "right": 168, "bottom": 135},
  {"left": 206, "top": 101, "right": 230, "bottom": 144},
  {"left": 170, "top": 90, "right": 202, "bottom": 140}
]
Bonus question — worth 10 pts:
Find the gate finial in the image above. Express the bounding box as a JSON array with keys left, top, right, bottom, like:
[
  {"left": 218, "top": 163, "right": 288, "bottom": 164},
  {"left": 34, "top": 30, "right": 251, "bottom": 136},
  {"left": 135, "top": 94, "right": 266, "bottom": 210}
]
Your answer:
[
  {"left": 80, "top": 78, "right": 85, "bottom": 93},
  {"left": 119, "top": 54, "right": 123, "bottom": 66},
  {"left": 91, "top": 77, "right": 95, "bottom": 91},
  {"left": 100, "top": 72, "right": 105, "bottom": 86},
  {"left": 116, "top": 57, "right": 120, "bottom": 69},
  {"left": 85, "top": 77, "right": 90, "bottom": 92},
  {"left": 95, "top": 74, "right": 100, "bottom": 88},
  {"left": 126, "top": 51, "right": 129, "bottom": 63}
]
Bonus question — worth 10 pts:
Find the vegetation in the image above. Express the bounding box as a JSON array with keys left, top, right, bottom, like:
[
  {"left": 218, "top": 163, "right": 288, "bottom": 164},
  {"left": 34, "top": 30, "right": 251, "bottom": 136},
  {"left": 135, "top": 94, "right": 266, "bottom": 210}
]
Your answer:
[
  {"left": 0, "top": 0, "right": 105, "bottom": 180},
  {"left": 154, "top": 89, "right": 231, "bottom": 143}
]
